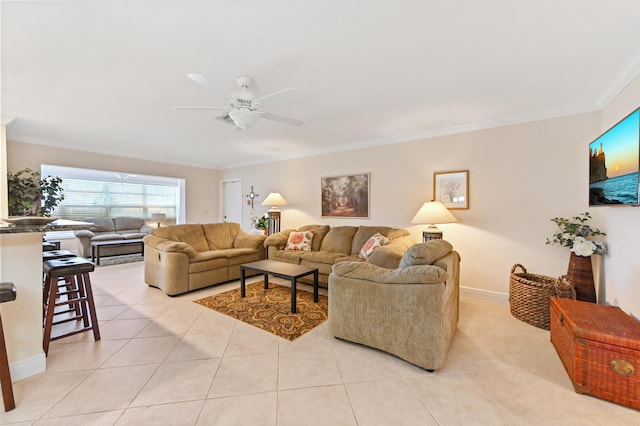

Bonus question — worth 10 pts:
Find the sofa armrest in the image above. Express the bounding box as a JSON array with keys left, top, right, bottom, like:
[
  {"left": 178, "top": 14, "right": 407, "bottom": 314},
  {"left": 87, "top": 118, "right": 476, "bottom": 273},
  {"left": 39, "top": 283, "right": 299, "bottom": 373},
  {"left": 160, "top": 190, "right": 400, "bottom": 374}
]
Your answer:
[
  {"left": 139, "top": 224, "right": 154, "bottom": 234},
  {"left": 263, "top": 229, "right": 295, "bottom": 249},
  {"left": 74, "top": 229, "right": 96, "bottom": 239},
  {"left": 234, "top": 231, "right": 267, "bottom": 249},
  {"left": 332, "top": 261, "right": 448, "bottom": 284},
  {"left": 143, "top": 235, "right": 197, "bottom": 257}
]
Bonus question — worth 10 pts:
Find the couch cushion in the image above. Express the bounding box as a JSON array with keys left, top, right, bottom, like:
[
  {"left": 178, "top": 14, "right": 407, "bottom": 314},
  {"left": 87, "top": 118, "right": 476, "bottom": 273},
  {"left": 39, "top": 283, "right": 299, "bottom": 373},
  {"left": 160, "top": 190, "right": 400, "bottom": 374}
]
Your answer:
[
  {"left": 335, "top": 255, "right": 363, "bottom": 263},
  {"left": 298, "top": 224, "right": 330, "bottom": 251},
  {"left": 285, "top": 231, "right": 314, "bottom": 251},
  {"left": 223, "top": 248, "right": 264, "bottom": 266},
  {"left": 300, "top": 251, "right": 347, "bottom": 265},
  {"left": 113, "top": 217, "right": 145, "bottom": 232},
  {"left": 270, "top": 250, "right": 305, "bottom": 264},
  {"left": 320, "top": 226, "right": 358, "bottom": 254},
  {"left": 350, "top": 226, "right": 392, "bottom": 255},
  {"left": 365, "top": 235, "right": 415, "bottom": 269},
  {"left": 202, "top": 222, "right": 240, "bottom": 250},
  {"left": 300, "top": 258, "right": 334, "bottom": 276},
  {"left": 91, "top": 233, "right": 123, "bottom": 242},
  {"left": 84, "top": 217, "right": 116, "bottom": 233},
  {"left": 350, "top": 226, "right": 409, "bottom": 255},
  {"left": 234, "top": 232, "right": 266, "bottom": 249},
  {"left": 117, "top": 228, "right": 142, "bottom": 235},
  {"left": 359, "top": 233, "right": 390, "bottom": 259},
  {"left": 152, "top": 224, "right": 209, "bottom": 252},
  {"left": 121, "top": 233, "right": 146, "bottom": 240},
  {"left": 399, "top": 240, "right": 454, "bottom": 268},
  {"left": 189, "top": 257, "right": 228, "bottom": 274}
]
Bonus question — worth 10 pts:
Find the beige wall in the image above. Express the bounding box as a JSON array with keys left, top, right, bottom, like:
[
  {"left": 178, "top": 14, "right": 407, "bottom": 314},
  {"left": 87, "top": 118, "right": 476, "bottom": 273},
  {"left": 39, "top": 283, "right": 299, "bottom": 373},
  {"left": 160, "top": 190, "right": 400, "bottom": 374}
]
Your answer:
[
  {"left": 220, "top": 112, "right": 640, "bottom": 304},
  {"left": 7, "top": 81, "right": 640, "bottom": 320},
  {"left": 6, "top": 141, "right": 219, "bottom": 224}
]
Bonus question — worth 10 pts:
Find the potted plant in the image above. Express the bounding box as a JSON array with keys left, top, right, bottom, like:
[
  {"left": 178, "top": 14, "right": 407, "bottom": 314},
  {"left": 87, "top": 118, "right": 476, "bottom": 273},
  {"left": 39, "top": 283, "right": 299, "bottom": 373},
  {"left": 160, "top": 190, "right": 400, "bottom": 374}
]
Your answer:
[
  {"left": 7, "top": 168, "right": 64, "bottom": 217},
  {"left": 255, "top": 214, "right": 269, "bottom": 235},
  {"left": 546, "top": 212, "right": 606, "bottom": 303}
]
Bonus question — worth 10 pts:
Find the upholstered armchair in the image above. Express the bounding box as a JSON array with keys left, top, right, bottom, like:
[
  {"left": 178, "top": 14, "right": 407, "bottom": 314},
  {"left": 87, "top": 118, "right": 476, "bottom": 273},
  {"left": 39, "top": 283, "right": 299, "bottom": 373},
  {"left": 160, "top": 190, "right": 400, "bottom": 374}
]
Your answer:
[{"left": 328, "top": 240, "right": 460, "bottom": 371}]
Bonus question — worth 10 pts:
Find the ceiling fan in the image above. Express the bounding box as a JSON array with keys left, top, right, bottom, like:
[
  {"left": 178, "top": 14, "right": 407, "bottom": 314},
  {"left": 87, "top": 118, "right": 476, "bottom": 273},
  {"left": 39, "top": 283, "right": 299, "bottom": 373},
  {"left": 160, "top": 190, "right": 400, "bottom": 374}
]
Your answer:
[{"left": 173, "top": 73, "right": 303, "bottom": 132}]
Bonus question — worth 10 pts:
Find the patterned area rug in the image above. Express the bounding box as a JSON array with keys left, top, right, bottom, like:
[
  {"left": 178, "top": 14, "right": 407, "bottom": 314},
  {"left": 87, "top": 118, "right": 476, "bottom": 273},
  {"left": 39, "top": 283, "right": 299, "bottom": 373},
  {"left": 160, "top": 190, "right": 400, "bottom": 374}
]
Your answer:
[{"left": 194, "top": 282, "right": 328, "bottom": 341}]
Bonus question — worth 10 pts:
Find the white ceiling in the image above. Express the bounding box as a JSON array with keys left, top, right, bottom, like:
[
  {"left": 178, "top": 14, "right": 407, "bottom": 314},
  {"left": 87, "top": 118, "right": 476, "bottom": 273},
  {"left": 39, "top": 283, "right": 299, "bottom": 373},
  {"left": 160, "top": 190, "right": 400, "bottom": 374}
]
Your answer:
[{"left": 3, "top": 1, "right": 640, "bottom": 170}]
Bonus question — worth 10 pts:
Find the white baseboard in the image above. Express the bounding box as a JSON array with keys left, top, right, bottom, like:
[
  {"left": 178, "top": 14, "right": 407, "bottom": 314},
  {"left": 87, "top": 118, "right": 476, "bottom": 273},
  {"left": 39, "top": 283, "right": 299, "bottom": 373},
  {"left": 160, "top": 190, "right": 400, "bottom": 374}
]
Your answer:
[
  {"left": 460, "top": 286, "right": 508, "bottom": 304},
  {"left": 10, "top": 352, "right": 46, "bottom": 382}
]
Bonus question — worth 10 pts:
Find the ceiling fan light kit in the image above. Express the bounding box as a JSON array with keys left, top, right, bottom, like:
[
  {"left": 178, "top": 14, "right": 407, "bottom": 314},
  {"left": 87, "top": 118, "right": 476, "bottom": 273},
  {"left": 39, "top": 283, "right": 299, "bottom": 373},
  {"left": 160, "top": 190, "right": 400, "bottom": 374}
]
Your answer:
[
  {"left": 174, "top": 73, "right": 303, "bottom": 134},
  {"left": 229, "top": 108, "right": 259, "bottom": 130}
]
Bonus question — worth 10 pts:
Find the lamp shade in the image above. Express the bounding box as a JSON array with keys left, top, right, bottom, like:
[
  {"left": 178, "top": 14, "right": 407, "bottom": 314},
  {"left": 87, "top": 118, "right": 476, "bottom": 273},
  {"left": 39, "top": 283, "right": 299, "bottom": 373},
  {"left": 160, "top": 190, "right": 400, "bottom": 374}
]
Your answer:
[
  {"left": 261, "top": 192, "right": 288, "bottom": 207},
  {"left": 151, "top": 213, "right": 166, "bottom": 222},
  {"left": 411, "top": 201, "right": 458, "bottom": 225}
]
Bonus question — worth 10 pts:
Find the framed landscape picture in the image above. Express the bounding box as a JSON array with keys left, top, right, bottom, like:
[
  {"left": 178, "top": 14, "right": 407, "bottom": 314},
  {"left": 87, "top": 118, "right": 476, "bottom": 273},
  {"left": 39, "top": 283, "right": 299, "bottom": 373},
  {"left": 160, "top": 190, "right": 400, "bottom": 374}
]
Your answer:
[
  {"left": 321, "top": 173, "right": 370, "bottom": 218},
  {"left": 434, "top": 170, "right": 469, "bottom": 210}
]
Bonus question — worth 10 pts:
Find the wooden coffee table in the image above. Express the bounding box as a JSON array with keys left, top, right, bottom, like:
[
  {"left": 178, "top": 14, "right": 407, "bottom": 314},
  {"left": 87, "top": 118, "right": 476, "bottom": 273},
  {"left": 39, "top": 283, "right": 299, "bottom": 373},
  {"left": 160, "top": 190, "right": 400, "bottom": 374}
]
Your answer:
[{"left": 240, "top": 260, "right": 319, "bottom": 313}]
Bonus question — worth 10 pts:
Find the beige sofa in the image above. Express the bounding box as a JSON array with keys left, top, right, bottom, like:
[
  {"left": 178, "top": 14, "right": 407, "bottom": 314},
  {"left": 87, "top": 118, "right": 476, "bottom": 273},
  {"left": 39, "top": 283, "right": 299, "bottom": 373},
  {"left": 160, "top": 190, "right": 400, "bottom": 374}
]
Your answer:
[
  {"left": 143, "top": 222, "right": 266, "bottom": 296},
  {"left": 73, "top": 217, "right": 153, "bottom": 257},
  {"left": 264, "top": 225, "right": 416, "bottom": 288},
  {"left": 328, "top": 240, "right": 460, "bottom": 371}
]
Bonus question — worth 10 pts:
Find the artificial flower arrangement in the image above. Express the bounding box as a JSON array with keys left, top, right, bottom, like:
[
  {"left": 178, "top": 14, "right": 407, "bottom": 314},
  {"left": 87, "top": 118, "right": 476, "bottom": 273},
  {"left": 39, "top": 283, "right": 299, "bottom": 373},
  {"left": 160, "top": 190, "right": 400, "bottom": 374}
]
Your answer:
[
  {"left": 255, "top": 214, "right": 269, "bottom": 230},
  {"left": 546, "top": 212, "right": 607, "bottom": 257},
  {"left": 250, "top": 209, "right": 269, "bottom": 230}
]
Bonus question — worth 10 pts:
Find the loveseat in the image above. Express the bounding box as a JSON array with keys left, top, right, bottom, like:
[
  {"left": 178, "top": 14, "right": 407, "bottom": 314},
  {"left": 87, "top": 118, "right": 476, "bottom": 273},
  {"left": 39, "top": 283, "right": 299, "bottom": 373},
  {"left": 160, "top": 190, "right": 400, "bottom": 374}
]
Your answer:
[
  {"left": 328, "top": 240, "right": 460, "bottom": 371},
  {"left": 74, "top": 217, "right": 153, "bottom": 257},
  {"left": 143, "top": 222, "right": 267, "bottom": 296},
  {"left": 263, "top": 225, "right": 416, "bottom": 287}
]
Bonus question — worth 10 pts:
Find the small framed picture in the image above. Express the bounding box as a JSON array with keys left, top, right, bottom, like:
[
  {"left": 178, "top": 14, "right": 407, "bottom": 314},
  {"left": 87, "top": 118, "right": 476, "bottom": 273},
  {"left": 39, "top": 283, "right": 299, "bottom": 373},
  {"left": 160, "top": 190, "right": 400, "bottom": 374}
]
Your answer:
[{"left": 434, "top": 170, "right": 469, "bottom": 210}]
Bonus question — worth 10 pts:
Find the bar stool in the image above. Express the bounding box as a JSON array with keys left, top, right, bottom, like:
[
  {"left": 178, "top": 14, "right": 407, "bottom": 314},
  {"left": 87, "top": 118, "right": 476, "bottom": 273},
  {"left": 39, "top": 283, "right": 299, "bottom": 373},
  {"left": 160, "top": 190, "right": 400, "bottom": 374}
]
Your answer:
[
  {"left": 42, "top": 250, "right": 78, "bottom": 317},
  {"left": 42, "top": 250, "right": 76, "bottom": 262},
  {"left": 0, "top": 282, "right": 16, "bottom": 412},
  {"left": 42, "top": 258, "right": 100, "bottom": 355},
  {"left": 42, "top": 242, "right": 57, "bottom": 252}
]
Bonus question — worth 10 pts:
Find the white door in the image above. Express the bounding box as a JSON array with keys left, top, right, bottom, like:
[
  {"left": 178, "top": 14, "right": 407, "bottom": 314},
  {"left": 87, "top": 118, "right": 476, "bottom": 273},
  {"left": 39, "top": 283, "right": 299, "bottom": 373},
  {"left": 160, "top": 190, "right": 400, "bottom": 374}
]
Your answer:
[{"left": 222, "top": 180, "right": 243, "bottom": 226}]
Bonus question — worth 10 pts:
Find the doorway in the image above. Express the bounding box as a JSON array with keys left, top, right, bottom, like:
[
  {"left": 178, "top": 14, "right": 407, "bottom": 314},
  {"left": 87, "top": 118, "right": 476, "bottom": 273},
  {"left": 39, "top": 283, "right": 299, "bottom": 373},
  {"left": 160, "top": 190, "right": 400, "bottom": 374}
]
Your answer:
[{"left": 221, "top": 179, "right": 243, "bottom": 227}]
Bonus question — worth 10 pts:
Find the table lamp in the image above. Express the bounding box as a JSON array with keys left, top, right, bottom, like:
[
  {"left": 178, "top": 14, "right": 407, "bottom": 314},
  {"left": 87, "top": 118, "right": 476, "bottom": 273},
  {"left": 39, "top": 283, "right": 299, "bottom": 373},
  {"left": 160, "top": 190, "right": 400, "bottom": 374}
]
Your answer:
[
  {"left": 261, "top": 192, "right": 287, "bottom": 235},
  {"left": 410, "top": 201, "right": 458, "bottom": 241},
  {"left": 151, "top": 213, "right": 166, "bottom": 228}
]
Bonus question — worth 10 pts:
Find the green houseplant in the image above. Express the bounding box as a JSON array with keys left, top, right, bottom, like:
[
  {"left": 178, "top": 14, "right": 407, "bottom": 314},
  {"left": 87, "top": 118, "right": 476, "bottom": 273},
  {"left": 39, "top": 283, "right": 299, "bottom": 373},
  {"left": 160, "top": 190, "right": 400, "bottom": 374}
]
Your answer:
[
  {"left": 255, "top": 214, "right": 269, "bottom": 231},
  {"left": 7, "top": 168, "right": 64, "bottom": 217}
]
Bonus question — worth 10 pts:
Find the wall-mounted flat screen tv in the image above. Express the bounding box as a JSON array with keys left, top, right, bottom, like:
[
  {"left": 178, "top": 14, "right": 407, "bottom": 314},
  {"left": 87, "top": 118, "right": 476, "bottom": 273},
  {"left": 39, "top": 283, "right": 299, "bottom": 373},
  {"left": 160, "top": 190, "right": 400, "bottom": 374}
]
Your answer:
[{"left": 589, "top": 107, "right": 640, "bottom": 206}]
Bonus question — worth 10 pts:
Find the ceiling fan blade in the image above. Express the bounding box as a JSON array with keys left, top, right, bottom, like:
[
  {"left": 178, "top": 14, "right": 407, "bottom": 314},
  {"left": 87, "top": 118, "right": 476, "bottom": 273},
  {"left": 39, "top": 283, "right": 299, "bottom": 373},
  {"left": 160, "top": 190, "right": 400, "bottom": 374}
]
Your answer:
[
  {"left": 185, "top": 73, "right": 228, "bottom": 100},
  {"left": 257, "top": 111, "right": 303, "bottom": 127},
  {"left": 252, "top": 87, "right": 297, "bottom": 104},
  {"left": 172, "top": 106, "right": 229, "bottom": 111},
  {"left": 186, "top": 73, "right": 214, "bottom": 88}
]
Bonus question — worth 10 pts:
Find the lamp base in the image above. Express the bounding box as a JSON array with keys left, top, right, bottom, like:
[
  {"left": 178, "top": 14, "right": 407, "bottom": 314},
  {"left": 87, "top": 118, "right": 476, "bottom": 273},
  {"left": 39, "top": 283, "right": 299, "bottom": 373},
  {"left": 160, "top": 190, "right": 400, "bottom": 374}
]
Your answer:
[
  {"left": 422, "top": 229, "right": 443, "bottom": 242},
  {"left": 267, "top": 211, "right": 281, "bottom": 236}
]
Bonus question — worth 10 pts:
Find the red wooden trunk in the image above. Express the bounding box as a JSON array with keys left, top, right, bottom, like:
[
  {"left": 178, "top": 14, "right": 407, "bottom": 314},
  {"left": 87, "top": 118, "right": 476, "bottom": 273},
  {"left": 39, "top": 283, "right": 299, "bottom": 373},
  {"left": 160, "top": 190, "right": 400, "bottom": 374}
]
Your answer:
[{"left": 550, "top": 297, "right": 640, "bottom": 410}]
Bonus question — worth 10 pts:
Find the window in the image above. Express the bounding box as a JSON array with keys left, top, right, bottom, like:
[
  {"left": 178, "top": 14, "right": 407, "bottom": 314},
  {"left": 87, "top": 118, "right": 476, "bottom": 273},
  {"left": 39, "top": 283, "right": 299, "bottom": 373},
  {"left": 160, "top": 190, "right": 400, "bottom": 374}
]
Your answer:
[{"left": 41, "top": 165, "right": 184, "bottom": 224}]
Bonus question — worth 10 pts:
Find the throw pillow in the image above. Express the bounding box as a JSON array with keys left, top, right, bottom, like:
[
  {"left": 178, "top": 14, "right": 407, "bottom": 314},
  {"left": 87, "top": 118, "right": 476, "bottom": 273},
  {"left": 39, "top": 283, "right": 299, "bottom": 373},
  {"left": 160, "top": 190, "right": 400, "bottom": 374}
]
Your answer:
[
  {"left": 285, "top": 230, "right": 315, "bottom": 251},
  {"left": 359, "top": 232, "right": 390, "bottom": 259}
]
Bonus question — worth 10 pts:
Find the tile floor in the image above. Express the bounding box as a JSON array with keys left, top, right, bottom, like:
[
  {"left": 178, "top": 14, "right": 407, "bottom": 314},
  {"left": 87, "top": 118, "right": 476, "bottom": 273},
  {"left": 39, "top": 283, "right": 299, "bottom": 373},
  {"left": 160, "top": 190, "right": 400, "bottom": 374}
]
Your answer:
[{"left": 2, "top": 262, "right": 639, "bottom": 425}]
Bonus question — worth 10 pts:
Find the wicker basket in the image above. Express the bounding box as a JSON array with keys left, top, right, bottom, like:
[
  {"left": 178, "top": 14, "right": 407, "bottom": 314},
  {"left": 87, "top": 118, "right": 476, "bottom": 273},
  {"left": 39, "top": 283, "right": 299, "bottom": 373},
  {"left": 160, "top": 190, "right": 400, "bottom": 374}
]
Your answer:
[{"left": 509, "top": 264, "right": 576, "bottom": 330}]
